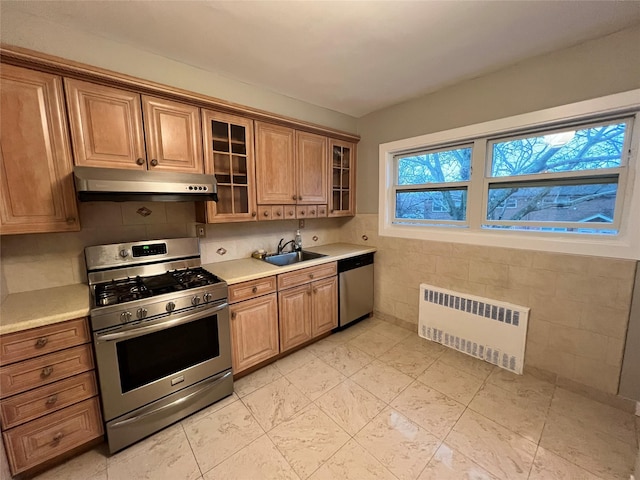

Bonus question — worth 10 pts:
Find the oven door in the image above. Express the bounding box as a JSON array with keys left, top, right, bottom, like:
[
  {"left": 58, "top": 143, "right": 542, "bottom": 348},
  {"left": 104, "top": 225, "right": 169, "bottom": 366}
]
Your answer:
[{"left": 94, "top": 300, "right": 230, "bottom": 421}]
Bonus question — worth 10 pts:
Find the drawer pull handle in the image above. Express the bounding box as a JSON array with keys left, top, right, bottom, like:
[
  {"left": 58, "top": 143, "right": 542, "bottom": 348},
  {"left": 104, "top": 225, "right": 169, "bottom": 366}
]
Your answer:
[
  {"left": 252, "top": 286, "right": 258, "bottom": 294},
  {"left": 45, "top": 394, "right": 58, "bottom": 405},
  {"left": 309, "top": 274, "right": 314, "bottom": 279},
  {"left": 41, "top": 366, "right": 53, "bottom": 378},
  {"left": 35, "top": 337, "right": 48, "bottom": 348},
  {"left": 52, "top": 432, "right": 63, "bottom": 445}
]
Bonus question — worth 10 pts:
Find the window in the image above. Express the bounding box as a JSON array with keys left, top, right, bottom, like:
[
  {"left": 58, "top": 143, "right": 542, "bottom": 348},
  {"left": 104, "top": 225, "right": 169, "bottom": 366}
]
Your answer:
[
  {"left": 379, "top": 90, "right": 640, "bottom": 258},
  {"left": 483, "top": 120, "right": 629, "bottom": 234},
  {"left": 394, "top": 145, "right": 471, "bottom": 224}
]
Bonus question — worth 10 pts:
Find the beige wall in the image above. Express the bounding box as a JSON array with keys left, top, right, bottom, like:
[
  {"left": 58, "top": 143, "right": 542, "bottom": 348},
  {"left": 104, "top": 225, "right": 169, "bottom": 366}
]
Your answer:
[
  {"left": 0, "top": 9, "right": 357, "bottom": 134},
  {"left": 0, "top": 202, "right": 346, "bottom": 294},
  {"left": 342, "top": 214, "right": 637, "bottom": 395},
  {"left": 356, "top": 24, "right": 640, "bottom": 213}
]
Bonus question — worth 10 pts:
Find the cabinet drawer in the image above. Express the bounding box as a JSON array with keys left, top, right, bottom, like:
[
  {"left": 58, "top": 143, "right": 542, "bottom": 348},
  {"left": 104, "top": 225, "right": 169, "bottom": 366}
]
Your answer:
[
  {"left": 0, "top": 345, "right": 94, "bottom": 399},
  {"left": 1, "top": 372, "right": 98, "bottom": 429},
  {"left": 229, "top": 277, "right": 277, "bottom": 304},
  {"left": 3, "top": 397, "right": 103, "bottom": 475},
  {"left": 278, "top": 262, "right": 337, "bottom": 290},
  {"left": 0, "top": 318, "right": 90, "bottom": 366}
]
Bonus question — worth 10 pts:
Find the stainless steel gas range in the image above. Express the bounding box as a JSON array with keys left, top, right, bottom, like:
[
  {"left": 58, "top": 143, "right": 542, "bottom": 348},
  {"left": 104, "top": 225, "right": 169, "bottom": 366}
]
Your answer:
[{"left": 85, "top": 237, "right": 233, "bottom": 453}]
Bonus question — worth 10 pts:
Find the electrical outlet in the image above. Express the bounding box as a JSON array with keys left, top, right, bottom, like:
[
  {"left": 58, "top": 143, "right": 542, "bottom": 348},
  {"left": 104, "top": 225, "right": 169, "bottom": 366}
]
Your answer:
[
  {"left": 299, "top": 219, "right": 305, "bottom": 228},
  {"left": 196, "top": 224, "right": 206, "bottom": 238}
]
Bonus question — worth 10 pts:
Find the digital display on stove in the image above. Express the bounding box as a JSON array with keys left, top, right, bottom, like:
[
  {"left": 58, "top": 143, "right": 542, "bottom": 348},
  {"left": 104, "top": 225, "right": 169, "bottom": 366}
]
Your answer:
[{"left": 132, "top": 243, "right": 167, "bottom": 257}]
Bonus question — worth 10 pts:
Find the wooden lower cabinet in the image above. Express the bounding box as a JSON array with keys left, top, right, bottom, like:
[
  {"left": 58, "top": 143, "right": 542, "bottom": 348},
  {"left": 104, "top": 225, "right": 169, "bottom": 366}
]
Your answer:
[
  {"left": 230, "top": 293, "right": 279, "bottom": 374},
  {"left": 3, "top": 398, "right": 102, "bottom": 474},
  {"left": 279, "top": 284, "right": 313, "bottom": 352},
  {"left": 311, "top": 276, "right": 338, "bottom": 336},
  {"left": 279, "top": 274, "right": 338, "bottom": 353},
  {"left": 0, "top": 319, "right": 103, "bottom": 476}
]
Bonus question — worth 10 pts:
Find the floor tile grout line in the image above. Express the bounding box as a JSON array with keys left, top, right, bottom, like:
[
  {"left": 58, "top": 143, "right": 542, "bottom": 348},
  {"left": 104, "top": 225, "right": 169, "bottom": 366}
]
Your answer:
[
  {"left": 179, "top": 421, "right": 205, "bottom": 479},
  {"left": 537, "top": 384, "right": 624, "bottom": 480}
]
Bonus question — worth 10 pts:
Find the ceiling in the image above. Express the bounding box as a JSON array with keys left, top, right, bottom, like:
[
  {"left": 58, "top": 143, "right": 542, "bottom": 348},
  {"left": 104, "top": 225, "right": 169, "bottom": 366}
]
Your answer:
[{"left": 3, "top": 1, "right": 640, "bottom": 117}]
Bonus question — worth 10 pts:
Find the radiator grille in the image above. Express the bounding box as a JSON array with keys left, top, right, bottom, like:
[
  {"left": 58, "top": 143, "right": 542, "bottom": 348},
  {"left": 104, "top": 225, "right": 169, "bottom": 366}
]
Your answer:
[{"left": 419, "top": 284, "right": 529, "bottom": 374}]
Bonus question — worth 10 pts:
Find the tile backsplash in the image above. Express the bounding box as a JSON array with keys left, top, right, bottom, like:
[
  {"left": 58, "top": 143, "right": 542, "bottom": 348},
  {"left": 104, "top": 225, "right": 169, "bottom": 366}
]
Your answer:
[{"left": 0, "top": 201, "right": 347, "bottom": 293}]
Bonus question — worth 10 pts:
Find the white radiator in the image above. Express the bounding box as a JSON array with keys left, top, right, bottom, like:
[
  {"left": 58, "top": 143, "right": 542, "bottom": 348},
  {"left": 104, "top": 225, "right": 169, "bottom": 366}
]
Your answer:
[{"left": 418, "top": 284, "right": 529, "bottom": 374}]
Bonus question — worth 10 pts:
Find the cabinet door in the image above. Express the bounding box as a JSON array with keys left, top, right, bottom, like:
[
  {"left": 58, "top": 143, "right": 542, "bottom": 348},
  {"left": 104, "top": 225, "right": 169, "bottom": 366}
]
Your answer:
[
  {"left": 0, "top": 65, "right": 79, "bottom": 235},
  {"left": 65, "top": 78, "right": 146, "bottom": 170},
  {"left": 279, "top": 284, "right": 312, "bottom": 352},
  {"left": 329, "top": 139, "right": 356, "bottom": 216},
  {"left": 311, "top": 276, "right": 338, "bottom": 337},
  {"left": 296, "top": 131, "right": 328, "bottom": 204},
  {"left": 230, "top": 294, "right": 279, "bottom": 374},
  {"left": 201, "top": 110, "right": 256, "bottom": 222},
  {"left": 142, "top": 96, "right": 203, "bottom": 173},
  {"left": 255, "top": 122, "right": 296, "bottom": 205}
]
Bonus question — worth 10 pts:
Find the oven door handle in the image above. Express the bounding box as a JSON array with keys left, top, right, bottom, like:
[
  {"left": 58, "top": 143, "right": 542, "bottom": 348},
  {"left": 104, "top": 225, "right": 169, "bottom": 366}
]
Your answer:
[
  {"left": 109, "top": 370, "right": 232, "bottom": 429},
  {"left": 95, "top": 301, "right": 228, "bottom": 342}
]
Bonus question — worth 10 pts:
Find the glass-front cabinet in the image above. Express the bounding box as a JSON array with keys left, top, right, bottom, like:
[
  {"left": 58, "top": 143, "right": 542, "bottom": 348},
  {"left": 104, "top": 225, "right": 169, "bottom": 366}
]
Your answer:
[
  {"left": 199, "top": 110, "right": 257, "bottom": 222},
  {"left": 329, "top": 139, "right": 356, "bottom": 216}
]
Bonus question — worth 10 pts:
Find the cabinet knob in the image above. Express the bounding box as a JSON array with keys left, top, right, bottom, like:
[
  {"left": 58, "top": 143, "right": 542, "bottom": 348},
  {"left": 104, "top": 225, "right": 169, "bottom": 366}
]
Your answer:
[
  {"left": 362, "top": 235, "right": 369, "bottom": 241},
  {"left": 41, "top": 366, "right": 53, "bottom": 378},
  {"left": 136, "top": 157, "right": 145, "bottom": 166},
  {"left": 35, "top": 337, "right": 48, "bottom": 348},
  {"left": 289, "top": 211, "right": 294, "bottom": 216},
  {"left": 51, "top": 432, "right": 63, "bottom": 445},
  {"left": 276, "top": 211, "right": 282, "bottom": 217},
  {"left": 309, "top": 273, "right": 314, "bottom": 279},
  {"left": 299, "top": 211, "right": 305, "bottom": 216},
  {"left": 306, "top": 289, "right": 311, "bottom": 296},
  {"left": 252, "top": 286, "right": 258, "bottom": 294},
  {"left": 251, "top": 211, "right": 257, "bottom": 217},
  {"left": 263, "top": 211, "right": 269, "bottom": 217},
  {"left": 292, "top": 195, "right": 297, "bottom": 201},
  {"left": 65, "top": 217, "right": 76, "bottom": 224},
  {"left": 231, "top": 312, "right": 237, "bottom": 320},
  {"left": 313, "top": 288, "right": 318, "bottom": 294},
  {"left": 298, "top": 196, "right": 303, "bottom": 200},
  {"left": 150, "top": 159, "right": 159, "bottom": 167},
  {"left": 45, "top": 394, "right": 58, "bottom": 405},
  {"left": 310, "top": 210, "right": 315, "bottom": 215}
]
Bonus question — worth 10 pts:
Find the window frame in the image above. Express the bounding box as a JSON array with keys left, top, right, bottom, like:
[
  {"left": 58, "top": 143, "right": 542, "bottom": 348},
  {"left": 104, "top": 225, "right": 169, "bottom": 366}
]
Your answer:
[
  {"left": 378, "top": 89, "right": 640, "bottom": 260},
  {"left": 481, "top": 117, "right": 632, "bottom": 233},
  {"left": 392, "top": 142, "right": 473, "bottom": 226}
]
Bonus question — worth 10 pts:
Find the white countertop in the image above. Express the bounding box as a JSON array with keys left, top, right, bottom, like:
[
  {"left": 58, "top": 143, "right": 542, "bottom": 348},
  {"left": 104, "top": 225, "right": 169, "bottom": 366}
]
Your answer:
[
  {"left": 203, "top": 243, "right": 376, "bottom": 284},
  {"left": 0, "top": 283, "right": 91, "bottom": 335}
]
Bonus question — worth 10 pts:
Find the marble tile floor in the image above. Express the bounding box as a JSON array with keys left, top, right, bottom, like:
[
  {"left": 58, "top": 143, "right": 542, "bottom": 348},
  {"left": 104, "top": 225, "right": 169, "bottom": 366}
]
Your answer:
[{"left": 32, "top": 317, "right": 639, "bottom": 480}]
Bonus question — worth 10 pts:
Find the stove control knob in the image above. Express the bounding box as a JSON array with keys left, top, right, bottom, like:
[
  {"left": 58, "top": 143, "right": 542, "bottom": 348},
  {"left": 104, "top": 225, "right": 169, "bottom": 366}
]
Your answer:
[
  {"left": 203, "top": 292, "right": 212, "bottom": 303},
  {"left": 136, "top": 308, "right": 148, "bottom": 319},
  {"left": 166, "top": 302, "right": 176, "bottom": 312},
  {"left": 191, "top": 296, "right": 201, "bottom": 306},
  {"left": 120, "top": 311, "right": 132, "bottom": 323},
  {"left": 119, "top": 249, "right": 130, "bottom": 258}
]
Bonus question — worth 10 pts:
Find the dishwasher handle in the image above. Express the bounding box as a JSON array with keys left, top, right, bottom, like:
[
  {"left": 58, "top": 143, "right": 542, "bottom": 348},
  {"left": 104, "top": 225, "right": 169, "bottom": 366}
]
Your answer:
[{"left": 337, "top": 253, "right": 374, "bottom": 272}]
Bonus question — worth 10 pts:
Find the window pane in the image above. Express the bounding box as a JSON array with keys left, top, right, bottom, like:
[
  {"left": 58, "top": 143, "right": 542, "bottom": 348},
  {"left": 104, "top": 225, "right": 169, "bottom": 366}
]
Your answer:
[
  {"left": 396, "top": 190, "right": 467, "bottom": 221},
  {"left": 486, "top": 183, "right": 617, "bottom": 223},
  {"left": 397, "top": 146, "right": 471, "bottom": 185},
  {"left": 490, "top": 122, "right": 626, "bottom": 177}
]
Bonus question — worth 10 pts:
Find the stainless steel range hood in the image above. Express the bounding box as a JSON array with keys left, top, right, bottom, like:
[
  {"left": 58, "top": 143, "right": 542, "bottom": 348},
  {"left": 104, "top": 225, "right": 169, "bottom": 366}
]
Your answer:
[{"left": 74, "top": 166, "right": 218, "bottom": 202}]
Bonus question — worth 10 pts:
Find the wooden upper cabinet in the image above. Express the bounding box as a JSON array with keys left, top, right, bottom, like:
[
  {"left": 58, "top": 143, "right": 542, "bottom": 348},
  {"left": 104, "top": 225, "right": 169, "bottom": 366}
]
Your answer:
[
  {"left": 329, "top": 139, "right": 356, "bottom": 217},
  {"left": 0, "top": 65, "right": 80, "bottom": 235},
  {"left": 255, "top": 122, "right": 296, "bottom": 204},
  {"left": 199, "top": 110, "right": 256, "bottom": 222},
  {"left": 296, "top": 131, "right": 328, "bottom": 204},
  {"left": 65, "top": 79, "right": 204, "bottom": 173},
  {"left": 64, "top": 78, "right": 146, "bottom": 170},
  {"left": 141, "top": 96, "right": 203, "bottom": 173}
]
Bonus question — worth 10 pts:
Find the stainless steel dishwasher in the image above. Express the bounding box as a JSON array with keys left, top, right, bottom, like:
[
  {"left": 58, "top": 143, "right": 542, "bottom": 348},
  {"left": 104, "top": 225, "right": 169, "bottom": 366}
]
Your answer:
[{"left": 338, "top": 253, "right": 374, "bottom": 328}]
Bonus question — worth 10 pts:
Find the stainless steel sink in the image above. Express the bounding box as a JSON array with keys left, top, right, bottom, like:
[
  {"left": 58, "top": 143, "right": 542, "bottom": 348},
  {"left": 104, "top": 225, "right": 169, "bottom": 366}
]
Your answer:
[{"left": 262, "top": 250, "right": 326, "bottom": 266}]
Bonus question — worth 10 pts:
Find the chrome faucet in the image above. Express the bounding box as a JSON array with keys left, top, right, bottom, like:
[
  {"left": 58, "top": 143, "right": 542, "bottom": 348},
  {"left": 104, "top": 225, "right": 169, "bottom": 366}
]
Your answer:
[{"left": 277, "top": 238, "right": 296, "bottom": 254}]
